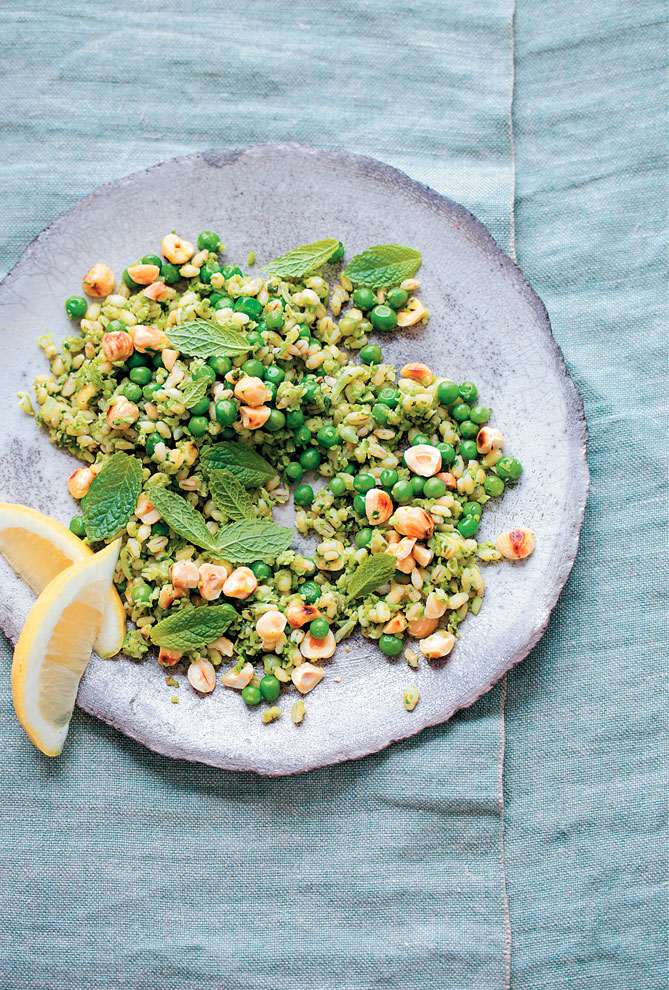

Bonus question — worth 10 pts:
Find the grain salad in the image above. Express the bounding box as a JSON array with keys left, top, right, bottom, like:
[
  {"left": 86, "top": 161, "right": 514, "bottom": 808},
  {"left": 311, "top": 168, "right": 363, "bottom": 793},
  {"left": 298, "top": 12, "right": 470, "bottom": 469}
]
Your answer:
[{"left": 19, "top": 232, "right": 534, "bottom": 722}]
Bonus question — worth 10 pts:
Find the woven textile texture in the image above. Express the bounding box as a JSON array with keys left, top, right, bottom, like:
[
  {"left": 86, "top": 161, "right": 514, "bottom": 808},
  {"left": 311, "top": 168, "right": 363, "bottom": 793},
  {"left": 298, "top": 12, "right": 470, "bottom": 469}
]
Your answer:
[{"left": 0, "top": 1, "right": 665, "bottom": 988}]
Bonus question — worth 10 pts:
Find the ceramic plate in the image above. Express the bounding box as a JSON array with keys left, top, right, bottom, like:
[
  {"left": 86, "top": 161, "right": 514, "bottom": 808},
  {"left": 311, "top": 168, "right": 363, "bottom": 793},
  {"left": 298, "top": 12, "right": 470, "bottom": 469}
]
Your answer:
[{"left": 0, "top": 144, "right": 588, "bottom": 774}]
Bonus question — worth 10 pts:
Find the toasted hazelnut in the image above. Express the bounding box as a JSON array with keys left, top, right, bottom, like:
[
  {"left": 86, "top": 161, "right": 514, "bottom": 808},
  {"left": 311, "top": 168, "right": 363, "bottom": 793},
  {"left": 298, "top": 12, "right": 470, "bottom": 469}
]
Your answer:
[
  {"left": 299, "top": 630, "right": 337, "bottom": 660},
  {"left": 143, "top": 281, "right": 171, "bottom": 302},
  {"left": 400, "top": 362, "right": 434, "bottom": 386},
  {"left": 476, "top": 427, "right": 505, "bottom": 455},
  {"left": 222, "top": 566, "right": 258, "bottom": 599},
  {"left": 131, "top": 324, "right": 169, "bottom": 352},
  {"left": 82, "top": 263, "right": 115, "bottom": 297},
  {"left": 496, "top": 528, "right": 535, "bottom": 560},
  {"left": 436, "top": 471, "right": 457, "bottom": 490},
  {"left": 404, "top": 444, "right": 442, "bottom": 477},
  {"left": 161, "top": 233, "right": 194, "bottom": 265},
  {"left": 198, "top": 563, "right": 230, "bottom": 601},
  {"left": 222, "top": 663, "right": 254, "bottom": 689},
  {"left": 210, "top": 636, "right": 234, "bottom": 656},
  {"left": 101, "top": 330, "right": 134, "bottom": 363},
  {"left": 365, "top": 488, "right": 394, "bottom": 525},
  {"left": 286, "top": 603, "right": 321, "bottom": 628},
  {"left": 424, "top": 592, "right": 447, "bottom": 619},
  {"left": 127, "top": 263, "right": 161, "bottom": 285},
  {"left": 171, "top": 560, "right": 200, "bottom": 590},
  {"left": 161, "top": 348, "right": 179, "bottom": 371},
  {"left": 158, "top": 647, "right": 183, "bottom": 667},
  {"left": 407, "top": 616, "right": 439, "bottom": 638},
  {"left": 255, "top": 610, "right": 287, "bottom": 642},
  {"left": 291, "top": 661, "right": 325, "bottom": 693},
  {"left": 234, "top": 376, "right": 267, "bottom": 407},
  {"left": 392, "top": 506, "right": 434, "bottom": 540},
  {"left": 157, "top": 584, "right": 184, "bottom": 610},
  {"left": 383, "top": 614, "right": 407, "bottom": 634},
  {"left": 396, "top": 297, "right": 426, "bottom": 327},
  {"left": 67, "top": 467, "right": 94, "bottom": 500},
  {"left": 419, "top": 631, "right": 456, "bottom": 659},
  {"left": 135, "top": 492, "right": 161, "bottom": 525},
  {"left": 187, "top": 658, "right": 216, "bottom": 693},
  {"left": 106, "top": 397, "right": 139, "bottom": 429},
  {"left": 239, "top": 405, "right": 271, "bottom": 430},
  {"left": 412, "top": 544, "right": 434, "bottom": 567}
]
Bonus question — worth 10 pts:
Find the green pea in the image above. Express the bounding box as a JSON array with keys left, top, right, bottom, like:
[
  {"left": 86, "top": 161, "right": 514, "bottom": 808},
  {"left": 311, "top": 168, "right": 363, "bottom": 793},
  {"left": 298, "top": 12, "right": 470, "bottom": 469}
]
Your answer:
[
  {"left": 341, "top": 464, "right": 356, "bottom": 475},
  {"left": 160, "top": 262, "right": 181, "bottom": 285},
  {"left": 459, "top": 420, "right": 479, "bottom": 440},
  {"left": 459, "top": 440, "right": 478, "bottom": 461},
  {"left": 264, "top": 367, "right": 285, "bottom": 389},
  {"left": 299, "top": 448, "right": 321, "bottom": 471},
  {"left": 131, "top": 584, "right": 152, "bottom": 604},
  {"left": 459, "top": 381, "right": 478, "bottom": 402},
  {"left": 208, "top": 355, "right": 232, "bottom": 377},
  {"left": 411, "top": 434, "right": 430, "bottom": 446},
  {"left": 294, "top": 484, "right": 315, "bottom": 506},
  {"left": 352, "top": 287, "right": 376, "bottom": 310},
  {"left": 484, "top": 475, "right": 505, "bottom": 497},
  {"left": 377, "top": 387, "right": 399, "bottom": 408},
  {"left": 338, "top": 316, "right": 357, "bottom": 335},
  {"left": 317, "top": 425, "right": 339, "bottom": 448},
  {"left": 189, "top": 396, "right": 210, "bottom": 416},
  {"left": 212, "top": 399, "right": 235, "bottom": 427},
  {"left": 250, "top": 561, "right": 271, "bottom": 580},
  {"left": 214, "top": 296, "right": 235, "bottom": 311},
  {"left": 451, "top": 403, "right": 471, "bottom": 422},
  {"left": 267, "top": 384, "right": 279, "bottom": 404},
  {"left": 197, "top": 230, "right": 222, "bottom": 252},
  {"left": 122, "top": 268, "right": 141, "bottom": 289},
  {"left": 470, "top": 405, "right": 491, "bottom": 425},
  {"left": 462, "top": 501, "right": 483, "bottom": 517},
  {"left": 264, "top": 308, "right": 285, "bottom": 330},
  {"left": 328, "top": 241, "right": 345, "bottom": 261},
  {"left": 259, "top": 674, "right": 281, "bottom": 703},
  {"left": 379, "top": 634, "right": 403, "bottom": 657},
  {"left": 329, "top": 476, "right": 347, "bottom": 497},
  {"left": 437, "top": 380, "right": 459, "bottom": 405},
  {"left": 121, "top": 382, "right": 142, "bottom": 402},
  {"left": 234, "top": 296, "right": 263, "bottom": 319},
  {"left": 266, "top": 409, "right": 286, "bottom": 433},
  {"left": 145, "top": 433, "right": 162, "bottom": 456},
  {"left": 302, "top": 380, "right": 320, "bottom": 403},
  {"left": 129, "top": 366, "right": 152, "bottom": 386},
  {"left": 355, "top": 528, "right": 373, "bottom": 548},
  {"left": 392, "top": 480, "right": 414, "bottom": 504},
  {"left": 127, "top": 352, "right": 150, "bottom": 369},
  {"left": 199, "top": 262, "right": 221, "bottom": 284},
  {"left": 286, "top": 409, "right": 304, "bottom": 428},
  {"left": 369, "top": 304, "right": 398, "bottom": 332},
  {"left": 293, "top": 425, "right": 312, "bottom": 446},
  {"left": 242, "top": 684, "right": 262, "bottom": 707},
  {"left": 242, "top": 358, "right": 265, "bottom": 379},
  {"left": 153, "top": 352, "right": 165, "bottom": 369},
  {"left": 410, "top": 476, "right": 425, "bottom": 496},
  {"left": 353, "top": 494, "right": 366, "bottom": 515},
  {"left": 386, "top": 287, "right": 409, "bottom": 310},
  {"left": 457, "top": 515, "right": 479, "bottom": 538},
  {"left": 372, "top": 404, "right": 390, "bottom": 426},
  {"left": 188, "top": 416, "right": 209, "bottom": 437},
  {"left": 246, "top": 330, "right": 264, "bottom": 348},
  {"left": 140, "top": 254, "right": 163, "bottom": 268},
  {"left": 152, "top": 520, "right": 170, "bottom": 536},
  {"left": 106, "top": 319, "right": 127, "bottom": 334},
  {"left": 423, "top": 477, "right": 447, "bottom": 498},
  {"left": 436, "top": 442, "right": 456, "bottom": 465},
  {"left": 297, "top": 323, "right": 312, "bottom": 340},
  {"left": 353, "top": 474, "right": 375, "bottom": 494},
  {"left": 301, "top": 580, "right": 322, "bottom": 604},
  {"left": 360, "top": 344, "right": 383, "bottom": 366},
  {"left": 193, "top": 364, "right": 216, "bottom": 382},
  {"left": 310, "top": 617, "right": 330, "bottom": 639},
  {"left": 496, "top": 456, "right": 523, "bottom": 480},
  {"left": 283, "top": 461, "right": 304, "bottom": 484},
  {"left": 222, "top": 264, "right": 243, "bottom": 279},
  {"left": 69, "top": 515, "right": 86, "bottom": 537},
  {"left": 380, "top": 468, "right": 399, "bottom": 488}
]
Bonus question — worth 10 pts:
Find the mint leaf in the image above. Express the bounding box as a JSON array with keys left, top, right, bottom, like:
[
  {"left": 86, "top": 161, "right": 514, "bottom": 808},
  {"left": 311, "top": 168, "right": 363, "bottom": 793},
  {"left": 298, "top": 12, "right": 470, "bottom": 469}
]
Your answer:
[
  {"left": 208, "top": 469, "right": 254, "bottom": 521},
  {"left": 151, "top": 604, "right": 238, "bottom": 651},
  {"left": 166, "top": 320, "right": 252, "bottom": 359},
  {"left": 264, "top": 239, "right": 340, "bottom": 278},
  {"left": 201, "top": 442, "right": 277, "bottom": 489},
  {"left": 346, "top": 552, "right": 397, "bottom": 601},
  {"left": 82, "top": 452, "right": 143, "bottom": 541},
  {"left": 215, "top": 520, "right": 292, "bottom": 562},
  {"left": 343, "top": 244, "right": 421, "bottom": 288},
  {"left": 147, "top": 486, "right": 217, "bottom": 551},
  {"left": 179, "top": 377, "right": 210, "bottom": 410}
]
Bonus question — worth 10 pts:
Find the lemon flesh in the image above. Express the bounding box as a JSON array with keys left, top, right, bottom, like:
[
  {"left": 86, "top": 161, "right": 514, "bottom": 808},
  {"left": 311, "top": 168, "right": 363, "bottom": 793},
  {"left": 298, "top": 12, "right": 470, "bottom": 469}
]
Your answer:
[
  {"left": 0, "top": 502, "right": 126, "bottom": 658},
  {"left": 11, "top": 540, "right": 121, "bottom": 756}
]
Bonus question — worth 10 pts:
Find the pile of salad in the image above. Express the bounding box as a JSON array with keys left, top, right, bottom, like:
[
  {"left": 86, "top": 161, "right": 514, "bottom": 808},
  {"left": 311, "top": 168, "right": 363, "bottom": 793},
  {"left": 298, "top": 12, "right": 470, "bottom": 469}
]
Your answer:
[{"left": 21, "top": 231, "right": 534, "bottom": 724}]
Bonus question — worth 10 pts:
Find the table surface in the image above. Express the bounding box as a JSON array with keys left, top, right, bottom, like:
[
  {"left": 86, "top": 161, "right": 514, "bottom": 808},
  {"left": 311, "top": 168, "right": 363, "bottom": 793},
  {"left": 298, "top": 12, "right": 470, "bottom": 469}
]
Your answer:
[{"left": 0, "top": 2, "right": 665, "bottom": 988}]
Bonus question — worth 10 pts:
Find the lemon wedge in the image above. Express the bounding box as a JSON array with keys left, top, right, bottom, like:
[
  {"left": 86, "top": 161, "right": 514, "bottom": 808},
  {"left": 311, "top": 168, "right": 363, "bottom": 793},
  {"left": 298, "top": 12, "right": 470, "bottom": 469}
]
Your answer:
[
  {"left": 0, "top": 502, "right": 126, "bottom": 658},
  {"left": 11, "top": 540, "right": 122, "bottom": 756}
]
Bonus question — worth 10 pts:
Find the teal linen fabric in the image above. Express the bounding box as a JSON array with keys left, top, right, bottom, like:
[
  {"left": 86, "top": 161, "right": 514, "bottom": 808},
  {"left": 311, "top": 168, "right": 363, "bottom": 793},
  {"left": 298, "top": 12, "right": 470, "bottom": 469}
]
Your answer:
[{"left": 0, "top": 1, "right": 666, "bottom": 988}]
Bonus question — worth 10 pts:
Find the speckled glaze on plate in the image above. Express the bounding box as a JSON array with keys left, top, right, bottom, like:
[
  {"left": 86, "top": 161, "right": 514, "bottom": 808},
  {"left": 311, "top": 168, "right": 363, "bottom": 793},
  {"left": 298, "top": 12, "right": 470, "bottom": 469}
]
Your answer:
[{"left": 0, "top": 144, "right": 588, "bottom": 774}]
